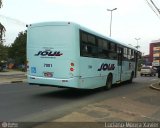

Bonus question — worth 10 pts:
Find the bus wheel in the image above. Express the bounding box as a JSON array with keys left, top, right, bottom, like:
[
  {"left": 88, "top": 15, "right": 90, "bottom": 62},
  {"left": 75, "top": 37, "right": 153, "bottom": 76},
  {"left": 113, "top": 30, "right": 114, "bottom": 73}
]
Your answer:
[{"left": 105, "top": 74, "right": 112, "bottom": 90}]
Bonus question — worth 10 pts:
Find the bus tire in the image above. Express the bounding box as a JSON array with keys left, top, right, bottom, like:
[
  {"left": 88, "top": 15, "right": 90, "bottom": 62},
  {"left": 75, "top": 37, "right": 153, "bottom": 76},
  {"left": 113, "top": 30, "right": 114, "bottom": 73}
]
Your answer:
[
  {"left": 105, "top": 74, "right": 112, "bottom": 90},
  {"left": 128, "top": 72, "right": 134, "bottom": 83}
]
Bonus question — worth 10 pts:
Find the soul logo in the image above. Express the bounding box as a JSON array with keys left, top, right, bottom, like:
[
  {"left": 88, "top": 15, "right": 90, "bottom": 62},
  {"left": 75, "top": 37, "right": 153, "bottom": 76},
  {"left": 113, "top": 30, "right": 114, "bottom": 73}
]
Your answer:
[
  {"left": 98, "top": 63, "right": 115, "bottom": 71},
  {"left": 35, "top": 50, "right": 63, "bottom": 57}
]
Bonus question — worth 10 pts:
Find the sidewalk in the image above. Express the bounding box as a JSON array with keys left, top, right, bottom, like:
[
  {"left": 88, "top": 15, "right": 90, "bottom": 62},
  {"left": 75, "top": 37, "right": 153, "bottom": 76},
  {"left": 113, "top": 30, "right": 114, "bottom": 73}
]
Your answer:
[
  {"left": 0, "top": 70, "right": 26, "bottom": 84},
  {"left": 35, "top": 85, "right": 160, "bottom": 128},
  {"left": 150, "top": 82, "right": 160, "bottom": 91}
]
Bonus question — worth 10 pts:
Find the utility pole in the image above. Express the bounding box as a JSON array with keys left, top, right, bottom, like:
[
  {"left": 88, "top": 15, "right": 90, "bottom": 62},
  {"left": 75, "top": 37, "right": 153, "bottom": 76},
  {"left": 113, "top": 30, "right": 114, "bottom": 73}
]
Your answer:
[
  {"left": 107, "top": 8, "right": 117, "bottom": 37},
  {"left": 135, "top": 38, "right": 141, "bottom": 50}
]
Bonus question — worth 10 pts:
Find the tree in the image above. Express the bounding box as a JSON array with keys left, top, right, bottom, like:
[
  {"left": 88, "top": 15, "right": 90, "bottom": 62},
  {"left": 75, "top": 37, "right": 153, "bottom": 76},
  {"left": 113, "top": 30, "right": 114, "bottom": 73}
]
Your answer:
[
  {"left": 0, "top": 42, "right": 8, "bottom": 71},
  {"left": 0, "top": 23, "right": 6, "bottom": 43},
  {"left": 0, "top": 0, "right": 2, "bottom": 8},
  {"left": 8, "top": 31, "right": 27, "bottom": 65},
  {"left": 0, "top": 42, "right": 8, "bottom": 60},
  {"left": 0, "top": 0, "right": 6, "bottom": 43},
  {"left": 0, "top": 0, "right": 7, "bottom": 64}
]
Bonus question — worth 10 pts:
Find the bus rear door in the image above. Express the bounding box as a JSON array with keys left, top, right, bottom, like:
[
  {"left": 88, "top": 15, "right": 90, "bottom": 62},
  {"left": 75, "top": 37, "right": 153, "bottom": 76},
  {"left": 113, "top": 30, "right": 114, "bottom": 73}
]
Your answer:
[{"left": 117, "top": 47, "right": 123, "bottom": 83}]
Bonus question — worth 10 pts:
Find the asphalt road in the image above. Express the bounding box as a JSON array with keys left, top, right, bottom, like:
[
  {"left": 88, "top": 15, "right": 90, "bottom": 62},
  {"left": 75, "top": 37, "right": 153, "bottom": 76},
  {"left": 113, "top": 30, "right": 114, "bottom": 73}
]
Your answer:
[{"left": 0, "top": 75, "right": 159, "bottom": 122}]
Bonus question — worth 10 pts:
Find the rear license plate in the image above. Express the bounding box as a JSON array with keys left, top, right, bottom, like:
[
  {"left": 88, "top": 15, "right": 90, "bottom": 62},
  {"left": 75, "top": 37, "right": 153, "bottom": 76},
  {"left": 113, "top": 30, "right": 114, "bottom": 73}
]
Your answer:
[{"left": 44, "top": 72, "right": 53, "bottom": 77}]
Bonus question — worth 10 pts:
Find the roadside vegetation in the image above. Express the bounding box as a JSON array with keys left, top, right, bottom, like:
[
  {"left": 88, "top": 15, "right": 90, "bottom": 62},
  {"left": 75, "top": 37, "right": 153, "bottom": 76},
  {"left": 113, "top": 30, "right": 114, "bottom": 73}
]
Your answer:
[
  {"left": 0, "top": 0, "right": 27, "bottom": 72},
  {"left": 0, "top": 31, "right": 27, "bottom": 71}
]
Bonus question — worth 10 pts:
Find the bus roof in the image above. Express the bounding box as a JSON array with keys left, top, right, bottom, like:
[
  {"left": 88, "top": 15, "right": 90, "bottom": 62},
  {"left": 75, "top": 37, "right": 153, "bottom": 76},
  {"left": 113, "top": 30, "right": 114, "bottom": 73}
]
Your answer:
[{"left": 28, "top": 21, "right": 138, "bottom": 51}]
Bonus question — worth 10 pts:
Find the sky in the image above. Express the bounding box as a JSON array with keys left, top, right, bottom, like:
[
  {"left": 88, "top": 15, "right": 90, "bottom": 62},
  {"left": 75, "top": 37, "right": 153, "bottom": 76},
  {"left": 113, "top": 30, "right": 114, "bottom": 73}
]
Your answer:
[{"left": 0, "top": 0, "right": 160, "bottom": 55}]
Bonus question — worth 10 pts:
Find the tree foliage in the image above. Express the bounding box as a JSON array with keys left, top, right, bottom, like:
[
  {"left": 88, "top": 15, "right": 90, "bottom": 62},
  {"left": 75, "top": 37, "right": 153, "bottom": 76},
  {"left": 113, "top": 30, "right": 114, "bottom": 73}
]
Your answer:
[
  {"left": 0, "top": 42, "right": 8, "bottom": 63},
  {"left": 0, "top": 23, "right": 6, "bottom": 42},
  {"left": 0, "top": 0, "right": 6, "bottom": 43},
  {"left": 0, "top": 0, "right": 7, "bottom": 68},
  {"left": 8, "top": 31, "right": 27, "bottom": 65},
  {"left": 0, "top": 0, "right": 2, "bottom": 8}
]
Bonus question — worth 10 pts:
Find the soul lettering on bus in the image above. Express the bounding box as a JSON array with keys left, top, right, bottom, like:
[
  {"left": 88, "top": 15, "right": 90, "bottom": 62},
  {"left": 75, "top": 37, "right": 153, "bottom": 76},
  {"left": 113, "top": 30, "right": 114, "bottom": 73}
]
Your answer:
[
  {"left": 35, "top": 51, "right": 63, "bottom": 56},
  {"left": 98, "top": 63, "right": 115, "bottom": 71}
]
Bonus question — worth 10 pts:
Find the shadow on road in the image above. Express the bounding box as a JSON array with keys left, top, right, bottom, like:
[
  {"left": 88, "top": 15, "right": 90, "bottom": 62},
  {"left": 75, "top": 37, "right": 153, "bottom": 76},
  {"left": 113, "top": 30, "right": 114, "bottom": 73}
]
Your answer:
[
  {"left": 34, "top": 88, "right": 105, "bottom": 99},
  {"left": 32, "top": 81, "right": 135, "bottom": 99}
]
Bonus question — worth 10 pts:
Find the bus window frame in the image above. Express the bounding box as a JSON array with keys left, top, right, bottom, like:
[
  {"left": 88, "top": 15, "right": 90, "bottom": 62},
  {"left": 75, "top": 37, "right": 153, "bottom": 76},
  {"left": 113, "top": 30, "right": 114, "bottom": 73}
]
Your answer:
[
  {"left": 80, "top": 30, "right": 98, "bottom": 58},
  {"left": 80, "top": 29, "right": 138, "bottom": 62}
]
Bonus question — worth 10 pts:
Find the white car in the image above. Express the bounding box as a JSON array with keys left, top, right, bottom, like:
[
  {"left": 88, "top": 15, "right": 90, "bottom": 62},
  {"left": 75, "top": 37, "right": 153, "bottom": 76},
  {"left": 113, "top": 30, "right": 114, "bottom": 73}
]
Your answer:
[{"left": 140, "top": 66, "right": 156, "bottom": 76}]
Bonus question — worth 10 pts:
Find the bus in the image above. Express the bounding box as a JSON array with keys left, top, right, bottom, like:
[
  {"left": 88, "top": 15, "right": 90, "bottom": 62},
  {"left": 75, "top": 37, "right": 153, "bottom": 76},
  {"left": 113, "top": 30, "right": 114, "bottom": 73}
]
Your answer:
[{"left": 27, "top": 22, "right": 141, "bottom": 89}]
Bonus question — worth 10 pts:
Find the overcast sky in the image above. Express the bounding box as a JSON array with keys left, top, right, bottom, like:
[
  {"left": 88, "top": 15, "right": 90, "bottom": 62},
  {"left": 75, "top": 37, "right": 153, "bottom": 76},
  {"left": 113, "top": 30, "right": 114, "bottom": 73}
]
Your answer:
[{"left": 0, "top": 0, "right": 160, "bottom": 55}]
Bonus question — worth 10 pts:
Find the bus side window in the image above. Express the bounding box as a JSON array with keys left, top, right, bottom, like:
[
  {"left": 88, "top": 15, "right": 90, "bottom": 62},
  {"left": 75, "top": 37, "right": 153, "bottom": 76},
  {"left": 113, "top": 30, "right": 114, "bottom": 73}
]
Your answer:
[
  {"left": 109, "top": 42, "right": 117, "bottom": 60},
  {"left": 123, "top": 47, "right": 128, "bottom": 61},
  {"left": 87, "top": 34, "right": 98, "bottom": 57},
  {"left": 80, "top": 31, "right": 87, "bottom": 56},
  {"left": 80, "top": 30, "right": 97, "bottom": 57},
  {"left": 131, "top": 50, "right": 135, "bottom": 61},
  {"left": 128, "top": 49, "right": 131, "bottom": 60},
  {"left": 98, "top": 38, "right": 109, "bottom": 59},
  {"left": 82, "top": 44, "right": 88, "bottom": 53}
]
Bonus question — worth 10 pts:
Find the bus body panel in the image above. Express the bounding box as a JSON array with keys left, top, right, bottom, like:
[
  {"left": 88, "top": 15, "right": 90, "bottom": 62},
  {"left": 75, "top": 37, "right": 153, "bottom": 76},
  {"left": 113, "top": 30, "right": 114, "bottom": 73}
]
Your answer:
[
  {"left": 121, "top": 61, "right": 135, "bottom": 81},
  {"left": 27, "top": 22, "right": 80, "bottom": 88},
  {"left": 78, "top": 58, "right": 135, "bottom": 89},
  {"left": 79, "top": 57, "right": 117, "bottom": 88}
]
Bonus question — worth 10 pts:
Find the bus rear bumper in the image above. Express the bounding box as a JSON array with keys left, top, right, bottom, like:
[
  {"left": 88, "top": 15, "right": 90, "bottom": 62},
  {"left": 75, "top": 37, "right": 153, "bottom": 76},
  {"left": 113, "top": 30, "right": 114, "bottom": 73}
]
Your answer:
[{"left": 27, "top": 75, "right": 80, "bottom": 88}]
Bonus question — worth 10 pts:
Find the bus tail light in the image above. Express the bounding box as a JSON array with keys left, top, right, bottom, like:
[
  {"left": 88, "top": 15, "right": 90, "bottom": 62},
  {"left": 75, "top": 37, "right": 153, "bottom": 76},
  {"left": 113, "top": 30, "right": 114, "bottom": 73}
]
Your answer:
[
  {"left": 70, "top": 62, "right": 75, "bottom": 72},
  {"left": 70, "top": 63, "right": 74, "bottom": 66},
  {"left": 70, "top": 68, "right": 74, "bottom": 71}
]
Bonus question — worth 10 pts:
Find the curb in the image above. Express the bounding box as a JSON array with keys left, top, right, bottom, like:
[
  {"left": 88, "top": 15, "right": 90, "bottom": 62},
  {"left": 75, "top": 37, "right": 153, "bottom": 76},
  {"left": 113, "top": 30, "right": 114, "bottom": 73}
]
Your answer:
[
  {"left": 0, "top": 79, "right": 27, "bottom": 84},
  {"left": 11, "top": 79, "right": 27, "bottom": 83},
  {"left": 11, "top": 81, "right": 23, "bottom": 83},
  {"left": 149, "top": 82, "right": 160, "bottom": 91}
]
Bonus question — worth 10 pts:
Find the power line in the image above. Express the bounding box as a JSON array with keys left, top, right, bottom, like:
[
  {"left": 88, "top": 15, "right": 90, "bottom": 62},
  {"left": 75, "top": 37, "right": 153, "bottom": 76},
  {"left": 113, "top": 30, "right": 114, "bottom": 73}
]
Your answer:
[
  {"left": 0, "top": 15, "right": 27, "bottom": 27},
  {"left": 150, "top": 0, "right": 160, "bottom": 14},
  {"left": 145, "top": 0, "right": 159, "bottom": 17},
  {"left": 145, "top": 0, "right": 160, "bottom": 19}
]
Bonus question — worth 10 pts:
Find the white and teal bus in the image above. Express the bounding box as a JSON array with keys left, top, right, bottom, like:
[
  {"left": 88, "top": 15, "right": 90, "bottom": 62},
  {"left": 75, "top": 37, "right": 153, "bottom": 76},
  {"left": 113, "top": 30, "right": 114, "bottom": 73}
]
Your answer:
[{"left": 27, "top": 22, "right": 141, "bottom": 89}]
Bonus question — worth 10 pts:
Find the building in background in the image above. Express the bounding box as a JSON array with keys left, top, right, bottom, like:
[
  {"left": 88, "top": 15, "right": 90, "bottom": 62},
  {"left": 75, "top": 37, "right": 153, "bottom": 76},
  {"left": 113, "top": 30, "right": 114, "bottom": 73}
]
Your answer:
[
  {"left": 143, "top": 55, "right": 151, "bottom": 66},
  {"left": 150, "top": 39, "right": 160, "bottom": 67}
]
